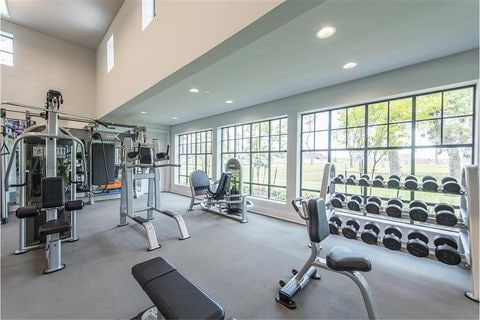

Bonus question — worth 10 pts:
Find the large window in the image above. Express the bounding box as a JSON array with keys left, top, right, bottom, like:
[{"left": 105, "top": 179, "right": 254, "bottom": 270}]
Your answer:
[
  {"left": 177, "top": 129, "right": 213, "bottom": 185},
  {"left": 0, "top": 31, "right": 13, "bottom": 67},
  {"left": 300, "top": 86, "right": 475, "bottom": 206},
  {"left": 106, "top": 34, "right": 114, "bottom": 72},
  {"left": 142, "top": 0, "right": 156, "bottom": 31},
  {"left": 221, "top": 117, "right": 288, "bottom": 201}
]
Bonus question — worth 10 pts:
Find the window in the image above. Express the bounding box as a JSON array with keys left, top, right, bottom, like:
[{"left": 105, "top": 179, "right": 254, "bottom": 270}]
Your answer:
[
  {"left": 221, "top": 117, "right": 288, "bottom": 201},
  {"left": 106, "top": 34, "right": 114, "bottom": 72},
  {"left": 0, "top": 31, "right": 13, "bottom": 67},
  {"left": 142, "top": 0, "right": 156, "bottom": 30},
  {"left": 300, "top": 86, "right": 475, "bottom": 206},
  {"left": 177, "top": 129, "right": 213, "bottom": 185}
]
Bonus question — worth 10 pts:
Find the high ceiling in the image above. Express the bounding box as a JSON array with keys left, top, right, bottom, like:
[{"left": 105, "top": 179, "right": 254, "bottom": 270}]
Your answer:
[
  {"left": 3, "top": 0, "right": 124, "bottom": 49},
  {"left": 106, "top": 0, "right": 479, "bottom": 127}
]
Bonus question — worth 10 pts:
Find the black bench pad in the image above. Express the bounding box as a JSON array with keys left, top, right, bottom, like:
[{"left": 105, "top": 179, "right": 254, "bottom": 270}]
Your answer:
[
  {"left": 16, "top": 206, "right": 39, "bottom": 219},
  {"left": 39, "top": 219, "right": 71, "bottom": 236},
  {"left": 326, "top": 246, "right": 372, "bottom": 272},
  {"left": 132, "top": 257, "right": 225, "bottom": 320}
]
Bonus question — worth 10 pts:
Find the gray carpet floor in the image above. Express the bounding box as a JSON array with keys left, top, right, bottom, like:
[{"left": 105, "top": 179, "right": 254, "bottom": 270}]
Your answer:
[{"left": 1, "top": 193, "right": 478, "bottom": 319}]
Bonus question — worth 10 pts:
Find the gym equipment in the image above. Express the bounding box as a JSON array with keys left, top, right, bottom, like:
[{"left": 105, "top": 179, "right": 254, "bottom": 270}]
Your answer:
[
  {"left": 329, "top": 216, "right": 342, "bottom": 235},
  {"left": 347, "top": 195, "right": 363, "bottom": 211},
  {"left": 330, "top": 193, "right": 345, "bottom": 209},
  {"left": 342, "top": 219, "right": 360, "bottom": 239},
  {"left": 387, "top": 175, "right": 401, "bottom": 188},
  {"left": 434, "top": 203, "right": 457, "bottom": 226},
  {"left": 365, "top": 196, "right": 381, "bottom": 215},
  {"left": 434, "top": 235, "right": 461, "bottom": 265},
  {"left": 132, "top": 257, "right": 225, "bottom": 320},
  {"left": 372, "top": 175, "right": 384, "bottom": 187},
  {"left": 188, "top": 158, "right": 252, "bottom": 223},
  {"left": 406, "top": 230, "right": 430, "bottom": 257},
  {"left": 4, "top": 91, "right": 87, "bottom": 273},
  {"left": 334, "top": 174, "right": 344, "bottom": 184},
  {"left": 119, "top": 137, "right": 190, "bottom": 251},
  {"left": 404, "top": 175, "right": 418, "bottom": 190},
  {"left": 422, "top": 175, "right": 438, "bottom": 192},
  {"left": 361, "top": 222, "right": 380, "bottom": 245},
  {"left": 409, "top": 200, "right": 428, "bottom": 222},
  {"left": 346, "top": 174, "right": 357, "bottom": 185},
  {"left": 442, "top": 176, "right": 462, "bottom": 194},
  {"left": 386, "top": 198, "right": 403, "bottom": 218},
  {"left": 358, "top": 174, "right": 370, "bottom": 187},
  {"left": 276, "top": 198, "right": 379, "bottom": 319},
  {"left": 383, "top": 226, "right": 402, "bottom": 251}
]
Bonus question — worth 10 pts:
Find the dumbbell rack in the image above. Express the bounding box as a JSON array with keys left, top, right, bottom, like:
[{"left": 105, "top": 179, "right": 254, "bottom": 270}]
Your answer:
[{"left": 320, "top": 163, "right": 479, "bottom": 302}]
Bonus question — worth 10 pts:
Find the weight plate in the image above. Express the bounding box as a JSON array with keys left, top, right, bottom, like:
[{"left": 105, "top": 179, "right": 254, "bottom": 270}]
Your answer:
[
  {"left": 334, "top": 193, "right": 346, "bottom": 202},
  {"left": 329, "top": 216, "right": 342, "bottom": 226},
  {"left": 422, "top": 175, "right": 437, "bottom": 182},
  {"left": 443, "top": 181, "right": 461, "bottom": 194},
  {"left": 422, "top": 180, "right": 438, "bottom": 192},
  {"left": 409, "top": 207, "right": 429, "bottom": 222},
  {"left": 372, "top": 179, "right": 385, "bottom": 187},
  {"left": 337, "top": 174, "right": 344, "bottom": 179},
  {"left": 405, "top": 175, "right": 418, "bottom": 182},
  {"left": 435, "top": 245, "right": 461, "bottom": 265},
  {"left": 441, "top": 176, "right": 457, "bottom": 185},
  {"left": 407, "top": 239, "right": 430, "bottom": 258},
  {"left": 331, "top": 198, "right": 343, "bottom": 208},
  {"left": 346, "top": 178, "right": 356, "bottom": 185},
  {"left": 329, "top": 222, "right": 340, "bottom": 235},
  {"left": 334, "top": 177, "right": 344, "bottom": 184},
  {"left": 346, "top": 219, "right": 360, "bottom": 230},
  {"left": 434, "top": 203, "right": 455, "bottom": 213},
  {"left": 433, "top": 235, "right": 458, "bottom": 249},
  {"left": 366, "top": 202, "right": 380, "bottom": 215},
  {"left": 347, "top": 200, "right": 361, "bottom": 211},
  {"left": 404, "top": 180, "right": 418, "bottom": 190},
  {"left": 384, "top": 226, "right": 402, "bottom": 239},
  {"left": 368, "top": 196, "right": 382, "bottom": 206},
  {"left": 374, "top": 175, "right": 384, "bottom": 181},
  {"left": 359, "top": 178, "right": 370, "bottom": 186},
  {"left": 364, "top": 222, "right": 380, "bottom": 235},
  {"left": 349, "top": 175, "right": 357, "bottom": 180},
  {"left": 388, "top": 198, "right": 403, "bottom": 208},
  {"left": 436, "top": 211, "right": 458, "bottom": 227},
  {"left": 360, "top": 174, "right": 370, "bottom": 180},
  {"left": 387, "top": 179, "right": 400, "bottom": 188},
  {"left": 351, "top": 195, "right": 363, "bottom": 204},
  {"left": 383, "top": 234, "right": 402, "bottom": 251},
  {"left": 409, "top": 200, "right": 428, "bottom": 210},
  {"left": 408, "top": 230, "right": 429, "bottom": 244},
  {"left": 361, "top": 230, "right": 378, "bottom": 245},
  {"left": 386, "top": 205, "right": 402, "bottom": 218},
  {"left": 342, "top": 227, "right": 357, "bottom": 239},
  {"left": 389, "top": 175, "right": 400, "bottom": 181}
]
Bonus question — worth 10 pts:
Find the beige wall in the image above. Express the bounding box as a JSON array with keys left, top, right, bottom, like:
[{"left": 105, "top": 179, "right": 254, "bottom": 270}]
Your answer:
[
  {"left": 96, "top": 0, "right": 283, "bottom": 118},
  {"left": 0, "top": 20, "right": 96, "bottom": 122}
]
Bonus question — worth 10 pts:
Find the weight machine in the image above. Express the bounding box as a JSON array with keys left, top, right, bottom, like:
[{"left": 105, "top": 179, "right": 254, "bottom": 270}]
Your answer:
[{"left": 119, "top": 136, "right": 190, "bottom": 251}]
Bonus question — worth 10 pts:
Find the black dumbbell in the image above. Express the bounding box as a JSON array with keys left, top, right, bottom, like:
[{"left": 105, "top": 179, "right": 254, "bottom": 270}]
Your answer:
[
  {"left": 386, "top": 198, "right": 403, "bottom": 218},
  {"left": 434, "top": 203, "right": 458, "bottom": 227},
  {"left": 372, "top": 175, "right": 385, "bottom": 187},
  {"left": 361, "top": 222, "right": 380, "bottom": 245},
  {"left": 442, "top": 176, "right": 461, "bottom": 194},
  {"left": 422, "top": 175, "right": 438, "bottom": 192},
  {"left": 358, "top": 174, "right": 370, "bottom": 187},
  {"left": 409, "top": 200, "right": 429, "bottom": 222},
  {"left": 330, "top": 193, "right": 346, "bottom": 208},
  {"left": 329, "top": 216, "right": 342, "bottom": 235},
  {"left": 383, "top": 226, "right": 402, "bottom": 251},
  {"left": 365, "top": 196, "right": 382, "bottom": 215},
  {"left": 404, "top": 175, "right": 418, "bottom": 190},
  {"left": 346, "top": 174, "right": 357, "bottom": 185},
  {"left": 434, "top": 235, "right": 461, "bottom": 265},
  {"left": 347, "top": 195, "right": 363, "bottom": 211},
  {"left": 342, "top": 219, "right": 360, "bottom": 239},
  {"left": 406, "top": 230, "right": 430, "bottom": 257},
  {"left": 387, "top": 175, "right": 401, "bottom": 188},
  {"left": 334, "top": 174, "right": 344, "bottom": 184}
]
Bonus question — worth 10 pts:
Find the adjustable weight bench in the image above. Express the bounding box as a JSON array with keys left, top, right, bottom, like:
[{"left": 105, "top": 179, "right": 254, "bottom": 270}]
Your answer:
[{"left": 132, "top": 257, "right": 225, "bottom": 320}]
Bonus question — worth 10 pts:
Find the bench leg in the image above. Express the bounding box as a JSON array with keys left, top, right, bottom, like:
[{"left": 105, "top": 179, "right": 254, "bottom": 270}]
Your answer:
[
  {"left": 188, "top": 197, "right": 195, "bottom": 211},
  {"left": 44, "top": 234, "right": 65, "bottom": 274},
  {"left": 341, "top": 271, "right": 379, "bottom": 320},
  {"left": 142, "top": 222, "right": 161, "bottom": 251}
]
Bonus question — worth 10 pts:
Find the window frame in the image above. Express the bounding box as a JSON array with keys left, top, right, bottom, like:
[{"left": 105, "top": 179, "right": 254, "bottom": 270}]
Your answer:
[
  {"left": 142, "top": 0, "right": 157, "bottom": 31},
  {"left": 176, "top": 129, "right": 213, "bottom": 186},
  {"left": 0, "top": 31, "right": 14, "bottom": 67},
  {"left": 299, "top": 85, "right": 476, "bottom": 199}
]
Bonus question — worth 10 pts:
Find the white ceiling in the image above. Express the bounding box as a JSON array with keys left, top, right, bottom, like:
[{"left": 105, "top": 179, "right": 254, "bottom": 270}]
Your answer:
[
  {"left": 3, "top": 0, "right": 124, "bottom": 49},
  {"left": 107, "top": 0, "right": 479, "bottom": 126}
]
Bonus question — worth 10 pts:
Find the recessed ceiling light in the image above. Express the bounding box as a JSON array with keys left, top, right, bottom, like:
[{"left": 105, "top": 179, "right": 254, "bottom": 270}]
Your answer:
[
  {"left": 343, "top": 62, "right": 357, "bottom": 69},
  {"left": 225, "top": 100, "right": 234, "bottom": 104},
  {"left": 140, "top": 111, "right": 148, "bottom": 114},
  {"left": 316, "top": 26, "right": 336, "bottom": 39},
  {"left": 189, "top": 88, "right": 200, "bottom": 93},
  {"left": 172, "top": 117, "right": 178, "bottom": 120}
]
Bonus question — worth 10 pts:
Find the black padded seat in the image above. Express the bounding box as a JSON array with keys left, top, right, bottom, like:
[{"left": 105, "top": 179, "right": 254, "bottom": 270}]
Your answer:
[
  {"left": 39, "top": 219, "right": 71, "bottom": 236},
  {"left": 326, "top": 246, "right": 371, "bottom": 272},
  {"left": 65, "top": 200, "right": 84, "bottom": 211},
  {"left": 132, "top": 257, "right": 225, "bottom": 320}
]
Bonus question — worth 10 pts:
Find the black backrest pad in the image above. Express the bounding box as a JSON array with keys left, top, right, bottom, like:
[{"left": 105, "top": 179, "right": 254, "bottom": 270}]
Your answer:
[
  {"left": 190, "top": 170, "right": 211, "bottom": 196},
  {"left": 41, "top": 177, "right": 64, "bottom": 208},
  {"left": 214, "top": 173, "right": 231, "bottom": 196},
  {"left": 307, "top": 198, "right": 330, "bottom": 243}
]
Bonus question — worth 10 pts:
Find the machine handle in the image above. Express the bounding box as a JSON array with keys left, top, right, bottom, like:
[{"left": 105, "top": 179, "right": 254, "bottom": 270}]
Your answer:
[{"left": 291, "top": 198, "right": 308, "bottom": 220}]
